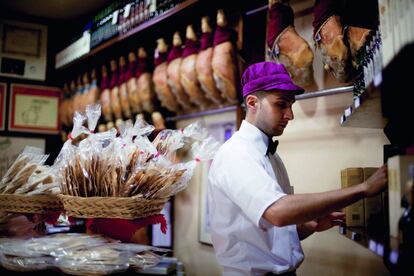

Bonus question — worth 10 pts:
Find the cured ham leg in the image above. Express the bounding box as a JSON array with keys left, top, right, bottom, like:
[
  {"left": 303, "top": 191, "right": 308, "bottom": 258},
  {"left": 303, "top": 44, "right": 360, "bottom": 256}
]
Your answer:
[
  {"left": 100, "top": 65, "right": 113, "bottom": 122},
  {"left": 166, "top": 32, "right": 192, "bottom": 111},
  {"left": 109, "top": 59, "right": 123, "bottom": 119},
  {"left": 343, "top": 0, "right": 377, "bottom": 69},
  {"left": 118, "top": 56, "right": 132, "bottom": 118},
  {"left": 88, "top": 69, "right": 99, "bottom": 106},
  {"left": 196, "top": 16, "right": 224, "bottom": 105},
  {"left": 126, "top": 51, "right": 143, "bottom": 114},
  {"left": 313, "top": 0, "right": 351, "bottom": 82},
  {"left": 181, "top": 25, "right": 210, "bottom": 110},
  {"left": 212, "top": 9, "right": 239, "bottom": 105},
  {"left": 136, "top": 48, "right": 155, "bottom": 113},
  {"left": 152, "top": 38, "right": 179, "bottom": 112},
  {"left": 267, "top": 0, "right": 314, "bottom": 87}
]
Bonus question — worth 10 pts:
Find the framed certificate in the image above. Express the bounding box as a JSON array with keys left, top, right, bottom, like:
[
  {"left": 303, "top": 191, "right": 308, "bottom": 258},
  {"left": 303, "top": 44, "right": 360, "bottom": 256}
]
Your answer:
[
  {"left": 0, "top": 20, "right": 47, "bottom": 80},
  {"left": 0, "top": 82, "right": 5, "bottom": 131},
  {"left": 8, "top": 84, "right": 61, "bottom": 134}
]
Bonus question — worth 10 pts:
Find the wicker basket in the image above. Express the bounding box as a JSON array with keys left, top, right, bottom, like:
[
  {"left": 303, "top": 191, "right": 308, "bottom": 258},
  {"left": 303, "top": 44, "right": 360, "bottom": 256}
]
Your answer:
[
  {"left": 0, "top": 194, "right": 63, "bottom": 214},
  {"left": 58, "top": 195, "right": 169, "bottom": 219}
]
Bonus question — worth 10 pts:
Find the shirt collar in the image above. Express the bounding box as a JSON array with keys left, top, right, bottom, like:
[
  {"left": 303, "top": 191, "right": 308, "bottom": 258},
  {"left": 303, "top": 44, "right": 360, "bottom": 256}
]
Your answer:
[{"left": 238, "top": 120, "right": 270, "bottom": 156}]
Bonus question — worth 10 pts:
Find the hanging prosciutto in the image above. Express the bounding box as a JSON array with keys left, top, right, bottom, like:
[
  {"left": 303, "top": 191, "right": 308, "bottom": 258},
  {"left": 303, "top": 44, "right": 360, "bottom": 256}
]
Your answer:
[
  {"left": 212, "top": 9, "right": 239, "bottom": 105},
  {"left": 166, "top": 32, "right": 192, "bottom": 111},
  {"left": 196, "top": 16, "right": 224, "bottom": 106},
  {"left": 136, "top": 47, "right": 156, "bottom": 113},
  {"left": 313, "top": 0, "right": 351, "bottom": 82},
  {"left": 118, "top": 56, "right": 132, "bottom": 119},
  {"left": 100, "top": 65, "right": 113, "bottom": 122},
  {"left": 267, "top": 0, "right": 314, "bottom": 87},
  {"left": 126, "top": 51, "right": 143, "bottom": 114},
  {"left": 109, "top": 59, "right": 123, "bottom": 119},
  {"left": 152, "top": 38, "right": 179, "bottom": 112},
  {"left": 181, "top": 25, "right": 210, "bottom": 110}
]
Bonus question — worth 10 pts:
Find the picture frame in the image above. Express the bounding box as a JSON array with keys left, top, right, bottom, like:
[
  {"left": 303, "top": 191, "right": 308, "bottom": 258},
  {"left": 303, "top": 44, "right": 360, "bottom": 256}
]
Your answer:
[
  {"left": 0, "top": 82, "right": 5, "bottom": 131},
  {"left": 0, "top": 20, "right": 48, "bottom": 80},
  {"left": 8, "top": 84, "right": 61, "bottom": 134}
]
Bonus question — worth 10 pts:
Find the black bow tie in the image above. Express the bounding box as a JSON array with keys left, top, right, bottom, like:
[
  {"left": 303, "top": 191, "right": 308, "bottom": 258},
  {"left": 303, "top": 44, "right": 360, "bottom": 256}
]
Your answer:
[{"left": 267, "top": 139, "right": 279, "bottom": 155}]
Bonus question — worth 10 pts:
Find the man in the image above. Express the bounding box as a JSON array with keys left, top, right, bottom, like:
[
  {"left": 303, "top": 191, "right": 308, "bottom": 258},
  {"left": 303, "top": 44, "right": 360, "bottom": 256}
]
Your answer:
[{"left": 207, "top": 62, "right": 387, "bottom": 276}]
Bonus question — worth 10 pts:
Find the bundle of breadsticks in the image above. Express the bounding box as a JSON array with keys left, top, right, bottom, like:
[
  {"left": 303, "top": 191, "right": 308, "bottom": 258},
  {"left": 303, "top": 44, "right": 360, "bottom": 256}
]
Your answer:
[
  {"left": 0, "top": 146, "right": 59, "bottom": 236},
  {"left": 0, "top": 147, "right": 58, "bottom": 196},
  {"left": 54, "top": 104, "right": 219, "bottom": 200}
]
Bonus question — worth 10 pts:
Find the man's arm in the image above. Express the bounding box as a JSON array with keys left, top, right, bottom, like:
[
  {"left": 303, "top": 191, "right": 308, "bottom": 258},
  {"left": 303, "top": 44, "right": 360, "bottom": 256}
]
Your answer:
[
  {"left": 297, "top": 221, "right": 317, "bottom": 240},
  {"left": 297, "top": 211, "right": 345, "bottom": 240},
  {"left": 264, "top": 165, "right": 387, "bottom": 227}
]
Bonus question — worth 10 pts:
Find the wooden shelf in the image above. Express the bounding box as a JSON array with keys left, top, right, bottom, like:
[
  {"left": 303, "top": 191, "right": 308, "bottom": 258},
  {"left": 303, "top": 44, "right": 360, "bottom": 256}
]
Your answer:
[
  {"left": 340, "top": 83, "right": 388, "bottom": 129},
  {"left": 57, "top": 0, "right": 199, "bottom": 70},
  {"left": 339, "top": 226, "right": 399, "bottom": 268}
]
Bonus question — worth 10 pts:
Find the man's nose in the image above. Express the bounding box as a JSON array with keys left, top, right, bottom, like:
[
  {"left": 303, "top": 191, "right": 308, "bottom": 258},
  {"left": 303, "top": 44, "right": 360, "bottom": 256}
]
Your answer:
[{"left": 285, "top": 107, "right": 294, "bottom": 120}]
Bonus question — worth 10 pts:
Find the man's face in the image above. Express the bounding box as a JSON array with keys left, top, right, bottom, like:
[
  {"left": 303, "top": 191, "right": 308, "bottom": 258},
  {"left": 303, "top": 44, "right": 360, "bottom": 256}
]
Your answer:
[{"left": 254, "top": 90, "right": 296, "bottom": 137}]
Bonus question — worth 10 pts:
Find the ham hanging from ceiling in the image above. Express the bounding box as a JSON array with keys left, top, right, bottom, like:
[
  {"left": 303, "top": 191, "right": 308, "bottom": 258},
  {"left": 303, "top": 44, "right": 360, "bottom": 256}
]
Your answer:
[
  {"left": 166, "top": 32, "right": 193, "bottom": 111},
  {"left": 267, "top": 0, "right": 315, "bottom": 87},
  {"left": 181, "top": 25, "right": 210, "bottom": 110},
  {"left": 196, "top": 16, "right": 224, "bottom": 106},
  {"left": 212, "top": 9, "right": 239, "bottom": 105},
  {"left": 152, "top": 38, "right": 179, "bottom": 113}
]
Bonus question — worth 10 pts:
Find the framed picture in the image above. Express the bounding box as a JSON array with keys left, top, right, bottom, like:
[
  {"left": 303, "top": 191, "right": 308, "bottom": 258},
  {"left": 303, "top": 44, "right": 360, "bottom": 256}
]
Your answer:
[
  {"left": 8, "top": 84, "right": 61, "bottom": 134},
  {"left": 0, "top": 136, "right": 45, "bottom": 179},
  {"left": 0, "top": 82, "right": 5, "bottom": 131},
  {"left": 151, "top": 200, "right": 173, "bottom": 248},
  {"left": 199, "top": 115, "right": 237, "bottom": 245},
  {"left": 0, "top": 20, "right": 48, "bottom": 80}
]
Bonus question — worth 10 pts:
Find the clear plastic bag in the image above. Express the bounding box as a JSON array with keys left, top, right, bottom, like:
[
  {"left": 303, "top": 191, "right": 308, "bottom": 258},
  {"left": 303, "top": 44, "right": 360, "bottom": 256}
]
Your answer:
[
  {"left": 85, "top": 104, "right": 101, "bottom": 133},
  {"left": 55, "top": 245, "right": 130, "bottom": 275},
  {"left": 0, "top": 253, "right": 55, "bottom": 272},
  {"left": 0, "top": 146, "right": 49, "bottom": 194},
  {"left": 129, "top": 251, "right": 163, "bottom": 270}
]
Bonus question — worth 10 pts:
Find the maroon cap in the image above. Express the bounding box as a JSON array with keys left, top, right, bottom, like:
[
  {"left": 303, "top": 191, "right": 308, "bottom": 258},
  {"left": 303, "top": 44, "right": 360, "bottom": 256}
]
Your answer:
[{"left": 241, "top": 62, "right": 304, "bottom": 97}]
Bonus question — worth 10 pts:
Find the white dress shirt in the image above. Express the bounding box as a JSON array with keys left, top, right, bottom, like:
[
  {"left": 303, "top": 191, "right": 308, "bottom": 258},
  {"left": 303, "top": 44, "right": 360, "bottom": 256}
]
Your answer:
[{"left": 207, "top": 120, "right": 304, "bottom": 275}]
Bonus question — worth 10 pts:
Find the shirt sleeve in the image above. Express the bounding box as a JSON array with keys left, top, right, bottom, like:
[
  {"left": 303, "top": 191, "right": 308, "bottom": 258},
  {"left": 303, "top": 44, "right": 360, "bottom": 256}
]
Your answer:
[{"left": 215, "top": 147, "right": 287, "bottom": 228}]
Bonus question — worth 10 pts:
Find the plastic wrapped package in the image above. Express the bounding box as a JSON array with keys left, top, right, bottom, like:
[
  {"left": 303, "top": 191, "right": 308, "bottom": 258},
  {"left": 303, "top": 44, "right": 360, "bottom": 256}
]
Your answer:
[
  {"left": 0, "top": 233, "right": 111, "bottom": 258},
  {"left": 133, "top": 117, "right": 155, "bottom": 137},
  {"left": 105, "top": 242, "right": 168, "bottom": 270},
  {"left": 85, "top": 104, "right": 101, "bottom": 133},
  {"left": 129, "top": 251, "right": 163, "bottom": 271},
  {"left": 0, "top": 146, "right": 49, "bottom": 194},
  {"left": 55, "top": 245, "right": 130, "bottom": 275},
  {"left": 0, "top": 253, "right": 55, "bottom": 272},
  {"left": 152, "top": 129, "right": 185, "bottom": 161},
  {"left": 159, "top": 136, "right": 220, "bottom": 197},
  {"left": 182, "top": 120, "right": 208, "bottom": 143}
]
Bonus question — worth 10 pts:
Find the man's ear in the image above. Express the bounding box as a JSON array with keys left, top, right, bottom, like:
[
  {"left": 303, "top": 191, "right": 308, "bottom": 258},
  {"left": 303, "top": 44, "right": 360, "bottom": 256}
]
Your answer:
[{"left": 245, "top": 95, "right": 259, "bottom": 112}]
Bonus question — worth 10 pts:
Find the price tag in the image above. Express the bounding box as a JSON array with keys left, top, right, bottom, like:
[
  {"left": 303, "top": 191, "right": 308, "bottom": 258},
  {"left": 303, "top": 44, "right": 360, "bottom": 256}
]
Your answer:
[
  {"left": 123, "top": 4, "right": 131, "bottom": 18},
  {"left": 344, "top": 107, "right": 352, "bottom": 117},
  {"left": 354, "top": 97, "right": 361, "bottom": 109},
  {"left": 376, "top": 243, "right": 384, "bottom": 256},
  {"left": 368, "top": 239, "right": 377, "bottom": 252},
  {"left": 389, "top": 250, "right": 399, "bottom": 265},
  {"left": 112, "top": 10, "right": 119, "bottom": 25}
]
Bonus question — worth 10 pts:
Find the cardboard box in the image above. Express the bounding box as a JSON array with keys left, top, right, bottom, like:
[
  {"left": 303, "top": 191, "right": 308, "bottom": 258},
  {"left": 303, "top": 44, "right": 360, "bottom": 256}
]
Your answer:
[{"left": 341, "top": 168, "right": 365, "bottom": 227}]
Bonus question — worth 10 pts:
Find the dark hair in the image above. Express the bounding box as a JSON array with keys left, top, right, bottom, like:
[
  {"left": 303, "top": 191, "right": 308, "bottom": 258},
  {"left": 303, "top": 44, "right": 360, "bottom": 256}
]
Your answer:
[{"left": 243, "top": 90, "right": 267, "bottom": 104}]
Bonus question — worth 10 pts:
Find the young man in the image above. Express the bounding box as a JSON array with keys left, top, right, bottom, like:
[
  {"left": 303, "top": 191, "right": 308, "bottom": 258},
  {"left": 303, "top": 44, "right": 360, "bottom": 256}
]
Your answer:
[{"left": 207, "top": 62, "right": 387, "bottom": 276}]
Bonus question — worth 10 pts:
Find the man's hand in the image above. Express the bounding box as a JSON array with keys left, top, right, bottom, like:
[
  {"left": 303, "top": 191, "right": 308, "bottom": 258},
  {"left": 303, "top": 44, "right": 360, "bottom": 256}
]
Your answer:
[
  {"left": 362, "top": 164, "right": 388, "bottom": 198},
  {"left": 314, "top": 211, "right": 345, "bottom": 232}
]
